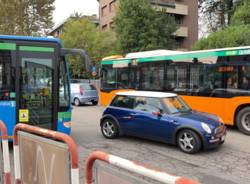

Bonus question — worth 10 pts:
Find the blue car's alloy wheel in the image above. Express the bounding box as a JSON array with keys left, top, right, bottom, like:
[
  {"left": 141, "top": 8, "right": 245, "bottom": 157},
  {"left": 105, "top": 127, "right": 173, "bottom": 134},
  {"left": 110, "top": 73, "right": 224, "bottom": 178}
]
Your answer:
[
  {"left": 177, "top": 129, "right": 201, "bottom": 154},
  {"left": 101, "top": 119, "right": 119, "bottom": 139}
]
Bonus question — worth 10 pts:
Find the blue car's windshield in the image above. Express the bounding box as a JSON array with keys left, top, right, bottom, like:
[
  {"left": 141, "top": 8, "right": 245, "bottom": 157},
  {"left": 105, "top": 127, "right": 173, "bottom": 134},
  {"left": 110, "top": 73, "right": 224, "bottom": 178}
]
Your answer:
[{"left": 163, "top": 96, "right": 191, "bottom": 114}]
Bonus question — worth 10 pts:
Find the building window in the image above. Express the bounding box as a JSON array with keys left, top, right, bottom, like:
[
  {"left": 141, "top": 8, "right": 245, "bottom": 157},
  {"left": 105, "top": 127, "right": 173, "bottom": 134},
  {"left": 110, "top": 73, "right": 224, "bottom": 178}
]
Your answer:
[
  {"left": 101, "top": 5, "right": 108, "bottom": 17},
  {"left": 109, "top": 0, "right": 117, "bottom": 13},
  {"left": 175, "top": 37, "right": 184, "bottom": 47},
  {"left": 102, "top": 24, "right": 108, "bottom": 30},
  {"left": 175, "top": 15, "right": 183, "bottom": 25}
]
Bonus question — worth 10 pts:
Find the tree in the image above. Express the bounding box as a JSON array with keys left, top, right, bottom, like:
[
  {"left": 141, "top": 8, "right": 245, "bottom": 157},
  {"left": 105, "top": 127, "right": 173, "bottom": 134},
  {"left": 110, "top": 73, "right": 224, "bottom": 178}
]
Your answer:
[
  {"left": 60, "top": 18, "right": 117, "bottom": 78},
  {"left": 114, "top": 0, "right": 177, "bottom": 54},
  {"left": 193, "top": 0, "right": 250, "bottom": 50},
  {"left": 198, "top": 0, "right": 242, "bottom": 32},
  {"left": 0, "top": 0, "right": 55, "bottom": 36},
  {"left": 192, "top": 25, "right": 250, "bottom": 50},
  {"left": 231, "top": 0, "right": 250, "bottom": 25}
]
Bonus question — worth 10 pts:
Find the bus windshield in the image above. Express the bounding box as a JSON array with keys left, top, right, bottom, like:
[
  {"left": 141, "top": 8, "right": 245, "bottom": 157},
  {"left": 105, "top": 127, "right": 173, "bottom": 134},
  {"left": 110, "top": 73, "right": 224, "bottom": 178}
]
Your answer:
[{"left": 163, "top": 96, "right": 191, "bottom": 114}]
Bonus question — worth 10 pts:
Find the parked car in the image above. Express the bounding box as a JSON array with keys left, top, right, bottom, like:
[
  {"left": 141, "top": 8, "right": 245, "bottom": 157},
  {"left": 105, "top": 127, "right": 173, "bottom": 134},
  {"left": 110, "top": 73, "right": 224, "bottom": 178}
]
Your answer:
[
  {"left": 100, "top": 91, "right": 226, "bottom": 154},
  {"left": 70, "top": 83, "right": 99, "bottom": 106}
]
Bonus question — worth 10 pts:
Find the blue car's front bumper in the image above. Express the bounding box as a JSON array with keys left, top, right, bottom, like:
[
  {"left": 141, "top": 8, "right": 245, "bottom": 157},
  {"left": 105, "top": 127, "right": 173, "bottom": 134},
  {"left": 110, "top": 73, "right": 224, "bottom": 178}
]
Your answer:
[{"left": 203, "top": 126, "right": 227, "bottom": 149}]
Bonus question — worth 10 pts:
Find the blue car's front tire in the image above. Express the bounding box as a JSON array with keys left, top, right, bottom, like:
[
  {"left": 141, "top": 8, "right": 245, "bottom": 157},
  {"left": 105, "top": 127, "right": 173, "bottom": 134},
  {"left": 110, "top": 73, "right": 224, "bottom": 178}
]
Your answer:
[
  {"left": 101, "top": 118, "right": 119, "bottom": 139},
  {"left": 177, "top": 129, "right": 202, "bottom": 154}
]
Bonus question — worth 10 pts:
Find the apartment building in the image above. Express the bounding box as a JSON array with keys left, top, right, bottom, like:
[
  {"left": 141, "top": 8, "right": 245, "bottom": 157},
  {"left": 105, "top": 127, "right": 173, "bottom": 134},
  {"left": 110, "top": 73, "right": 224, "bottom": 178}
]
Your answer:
[
  {"left": 48, "top": 15, "right": 99, "bottom": 38},
  {"left": 98, "top": 0, "right": 198, "bottom": 50}
]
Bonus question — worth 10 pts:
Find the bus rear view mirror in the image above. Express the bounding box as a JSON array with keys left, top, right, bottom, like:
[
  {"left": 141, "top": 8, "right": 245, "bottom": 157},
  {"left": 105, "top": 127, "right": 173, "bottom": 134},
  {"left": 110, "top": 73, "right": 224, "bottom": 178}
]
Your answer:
[{"left": 61, "top": 48, "right": 91, "bottom": 72}]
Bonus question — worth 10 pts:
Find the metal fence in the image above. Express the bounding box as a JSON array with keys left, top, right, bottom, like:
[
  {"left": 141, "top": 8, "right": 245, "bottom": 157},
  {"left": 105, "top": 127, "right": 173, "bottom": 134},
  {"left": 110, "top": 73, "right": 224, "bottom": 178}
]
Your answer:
[
  {"left": 0, "top": 120, "right": 11, "bottom": 184},
  {"left": 85, "top": 151, "right": 200, "bottom": 184},
  {"left": 0, "top": 123, "right": 201, "bottom": 184},
  {"left": 13, "top": 124, "right": 79, "bottom": 184}
]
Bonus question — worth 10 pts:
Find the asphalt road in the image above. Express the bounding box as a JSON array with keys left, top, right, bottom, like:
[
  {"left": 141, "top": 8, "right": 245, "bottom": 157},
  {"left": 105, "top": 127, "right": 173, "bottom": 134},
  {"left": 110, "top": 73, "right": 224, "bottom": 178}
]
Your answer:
[{"left": 72, "top": 105, "right": 250, "bottom": 184}]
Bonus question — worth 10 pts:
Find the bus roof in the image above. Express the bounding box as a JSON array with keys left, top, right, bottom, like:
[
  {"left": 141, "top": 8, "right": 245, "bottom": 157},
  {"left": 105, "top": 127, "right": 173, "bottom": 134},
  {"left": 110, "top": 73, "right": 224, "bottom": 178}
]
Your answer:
[
  {"left": 116, "top": 91, "right": 177, "bottom": 98},
  {"left": 0, "top": 35, "right": 61, "bottom": 44},
  {"left": 101, "top": 46, "right": 250, "bottom": 65},
  {"left": 125, "top": 50, "right": 183, "bottom": 58}
]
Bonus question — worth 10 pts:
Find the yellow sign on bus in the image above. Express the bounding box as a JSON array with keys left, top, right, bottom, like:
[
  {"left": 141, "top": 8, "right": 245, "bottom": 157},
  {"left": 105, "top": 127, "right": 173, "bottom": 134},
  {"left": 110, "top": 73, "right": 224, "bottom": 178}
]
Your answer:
[{"left": 19, "top": 109, "right": 29, "bottom": 122}]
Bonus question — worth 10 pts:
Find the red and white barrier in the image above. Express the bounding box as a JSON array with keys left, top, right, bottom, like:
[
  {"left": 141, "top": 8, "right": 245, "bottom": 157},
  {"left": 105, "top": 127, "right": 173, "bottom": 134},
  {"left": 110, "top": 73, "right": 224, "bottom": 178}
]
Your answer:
[
  {"left": 85, "top": 151, "right": 200, "bottom": 184},
  {"left": 13, "top": 123, "right": 79, "bottom": 184},
  {"left": 0, "top": 120, "right": 11, "bottom": 184}
]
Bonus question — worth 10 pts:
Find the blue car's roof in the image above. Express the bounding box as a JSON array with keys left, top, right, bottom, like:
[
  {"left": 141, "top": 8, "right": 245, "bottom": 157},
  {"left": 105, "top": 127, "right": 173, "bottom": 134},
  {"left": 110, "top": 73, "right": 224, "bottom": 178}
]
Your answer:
[{"left": 0, "top": 35, "right": 62, "bottom": 44}]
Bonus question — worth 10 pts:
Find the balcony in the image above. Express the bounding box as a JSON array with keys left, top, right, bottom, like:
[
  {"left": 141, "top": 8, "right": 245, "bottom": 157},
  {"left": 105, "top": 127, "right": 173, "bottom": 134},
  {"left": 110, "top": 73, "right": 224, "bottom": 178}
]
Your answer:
[
  {"left": 175, "top": 26, "right": 188, "bottom": 37},
  {"left": 154, "top": 3, "right": 188, "bottom": 15},
  {"left": 150, "top": 0, "right": 175, "bottom": 7},
  {"left": 166, "top": 3, "right": 188, "bottom": 15}
]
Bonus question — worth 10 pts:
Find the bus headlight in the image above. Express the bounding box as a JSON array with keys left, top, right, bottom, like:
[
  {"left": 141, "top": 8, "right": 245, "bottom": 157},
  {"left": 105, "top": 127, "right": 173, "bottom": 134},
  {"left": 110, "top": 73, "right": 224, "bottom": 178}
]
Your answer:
[{"left": 201, "top": 123, "right": 212, "bottom": 134}]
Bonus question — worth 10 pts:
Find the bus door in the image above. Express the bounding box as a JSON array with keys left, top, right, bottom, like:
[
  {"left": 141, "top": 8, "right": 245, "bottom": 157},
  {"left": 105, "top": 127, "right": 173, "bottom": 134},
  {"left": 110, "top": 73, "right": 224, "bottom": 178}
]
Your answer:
[
  {"left": 0, "top": 43, "right": 16, "bottom": 136},
  {"left": 16, "top": 46, "right": 58, "bottom": 130}
]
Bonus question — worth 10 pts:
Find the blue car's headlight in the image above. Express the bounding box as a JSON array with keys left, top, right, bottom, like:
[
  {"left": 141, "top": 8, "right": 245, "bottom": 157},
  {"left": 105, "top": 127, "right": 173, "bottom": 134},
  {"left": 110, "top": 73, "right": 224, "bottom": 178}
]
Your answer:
[{"left": 201, "top": 122, "right": 212, "bottom": 134}]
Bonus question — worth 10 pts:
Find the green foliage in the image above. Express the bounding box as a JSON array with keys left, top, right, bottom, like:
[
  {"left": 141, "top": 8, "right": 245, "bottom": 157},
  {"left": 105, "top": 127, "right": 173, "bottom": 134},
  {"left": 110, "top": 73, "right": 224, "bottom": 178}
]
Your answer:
[
  {"left": 192, "top": 25, "right": 250, "bottom": 50},
  {"left": 60, "top": 18, "right": 117, "bottom": 78},
  {"left": 198, "top": 0, "right": 242, "bottom": 31},
  {"left": 0, "top": 0, "right": 55, "bottom": 36},
  {"left": 194, "top": 0, "right": 250, "bottom": 50},
  {"left": 231, "top": 0, "right": 250, "bottom": 25},
  {"left": 114, "top": 0, "right": 177, "bottom": 54}
]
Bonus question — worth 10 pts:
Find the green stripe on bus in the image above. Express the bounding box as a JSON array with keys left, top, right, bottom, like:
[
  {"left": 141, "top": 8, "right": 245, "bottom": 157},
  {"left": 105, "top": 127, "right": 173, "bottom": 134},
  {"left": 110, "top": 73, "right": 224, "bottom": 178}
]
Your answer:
[
  {"left": 20, "top": 46, "right": 54, "bottom": 52},
  {"left": 101, "top": 59, "right": 131, "bottom": 65},
  {"left": 100, "top": 48, "right": 250, "bottom": 65},
  {"left": 58, "top": 112, "right": 72, "bottom": 120},
  {"left": 137, "top": 48, "right": 250, "bottom": 63},
  {"left": 0, "top": 43, "right": 16, "bottom": 50}
]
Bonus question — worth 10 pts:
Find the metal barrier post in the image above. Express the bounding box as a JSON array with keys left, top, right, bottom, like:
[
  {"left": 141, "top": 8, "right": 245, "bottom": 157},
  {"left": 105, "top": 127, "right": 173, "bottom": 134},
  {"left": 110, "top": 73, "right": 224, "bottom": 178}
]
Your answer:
[
  {"left": 85, "top": 151, "right": 200, "bottom": 184},
  {"left": 13, "top": 123, "right": 79, "bottom": 184},
  {"left": 0, "top": 120, "right": 11, "bottom": 184}
]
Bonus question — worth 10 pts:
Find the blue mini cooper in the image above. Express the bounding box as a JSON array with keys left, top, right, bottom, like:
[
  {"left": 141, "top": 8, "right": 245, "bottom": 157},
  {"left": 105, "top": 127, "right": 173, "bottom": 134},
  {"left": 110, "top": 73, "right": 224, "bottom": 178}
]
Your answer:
[{"left": 100, "top": 91, "right": 226, "bottom": 154}]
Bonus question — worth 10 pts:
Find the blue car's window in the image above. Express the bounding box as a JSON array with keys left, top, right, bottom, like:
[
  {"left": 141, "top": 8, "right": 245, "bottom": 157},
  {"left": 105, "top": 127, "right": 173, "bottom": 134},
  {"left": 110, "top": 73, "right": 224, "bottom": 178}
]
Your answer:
[
  {"left": 111, "top": 95, "right": 135, "bottom": 109},
  {"left": 163, "top": 96, "right": 190, "bottom": 114},
  {"left": 134, "top": 97, "right": 163, "bottom": 113}
]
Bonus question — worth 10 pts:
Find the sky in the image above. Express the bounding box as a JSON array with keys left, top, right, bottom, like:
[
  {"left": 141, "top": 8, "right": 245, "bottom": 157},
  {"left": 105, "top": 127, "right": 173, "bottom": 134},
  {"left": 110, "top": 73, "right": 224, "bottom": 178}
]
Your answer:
[{"left": 53, "top": 0, "right": 99, "bottom": 26}]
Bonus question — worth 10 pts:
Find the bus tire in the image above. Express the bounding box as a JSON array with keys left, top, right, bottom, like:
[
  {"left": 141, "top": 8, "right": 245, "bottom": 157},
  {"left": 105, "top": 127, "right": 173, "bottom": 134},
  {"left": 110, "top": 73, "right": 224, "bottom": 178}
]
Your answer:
[{"left": 236, "top": 107, "right": 250, "bottom": 135}]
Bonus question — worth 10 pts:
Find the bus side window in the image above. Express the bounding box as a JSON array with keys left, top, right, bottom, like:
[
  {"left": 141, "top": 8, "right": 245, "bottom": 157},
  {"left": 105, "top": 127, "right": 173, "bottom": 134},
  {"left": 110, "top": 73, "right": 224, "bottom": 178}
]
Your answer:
[
  {"left": 59, "top": 58, "right": 70, "bottom": 110},
  {"left": 0, "top": 50, "right": 14, "bottom": 100}
]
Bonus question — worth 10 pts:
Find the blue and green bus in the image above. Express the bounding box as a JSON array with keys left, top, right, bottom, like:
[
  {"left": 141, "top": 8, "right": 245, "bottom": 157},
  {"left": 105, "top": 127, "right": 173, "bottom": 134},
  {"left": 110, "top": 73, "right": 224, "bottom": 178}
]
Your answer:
[{"left": 0, "top": 35, "right": 89, "bottom": 138}]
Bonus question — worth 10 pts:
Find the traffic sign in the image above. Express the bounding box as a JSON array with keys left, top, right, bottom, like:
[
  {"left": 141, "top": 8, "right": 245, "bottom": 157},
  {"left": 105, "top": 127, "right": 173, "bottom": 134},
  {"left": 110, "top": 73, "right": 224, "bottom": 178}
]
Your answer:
[{"left": 92, "top": 71, "right": 97, "bottom": 77}]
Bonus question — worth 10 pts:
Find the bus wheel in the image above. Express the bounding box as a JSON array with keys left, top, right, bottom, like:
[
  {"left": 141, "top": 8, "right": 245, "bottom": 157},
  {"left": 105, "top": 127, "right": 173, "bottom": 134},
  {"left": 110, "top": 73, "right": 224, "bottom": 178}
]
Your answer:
[{"left": 236, "top": 107, "right": 250, "bottom": 135}]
